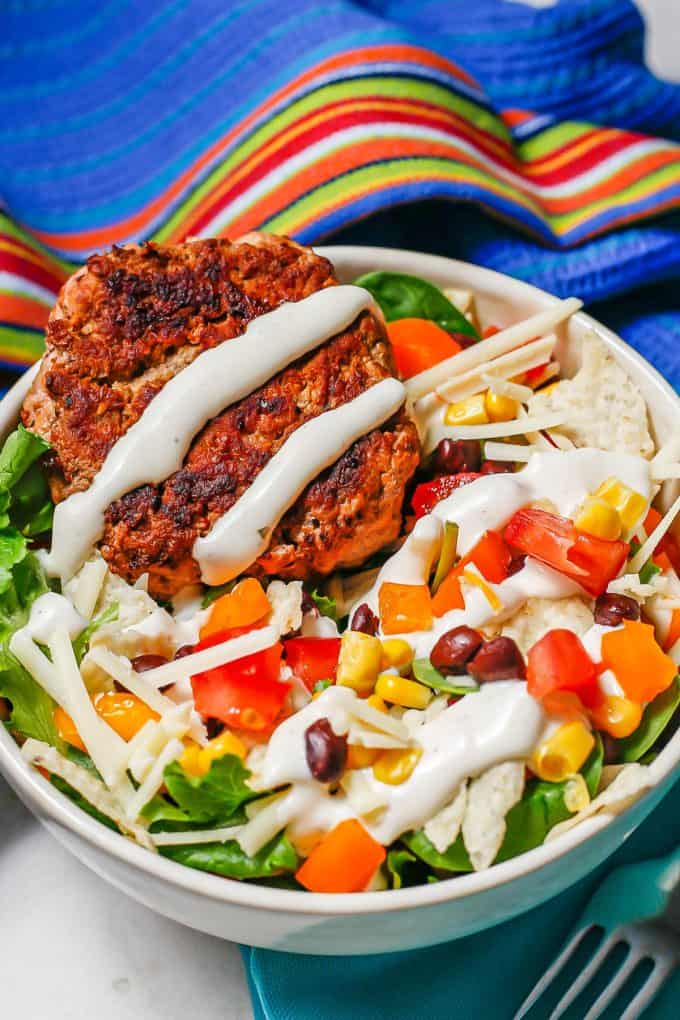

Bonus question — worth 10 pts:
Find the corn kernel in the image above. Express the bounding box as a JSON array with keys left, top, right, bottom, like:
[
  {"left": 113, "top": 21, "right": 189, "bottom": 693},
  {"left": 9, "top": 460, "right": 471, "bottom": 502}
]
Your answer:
[
  {"left": 375, "top": 673, "right": 432, "bottom": 709},
  {"left": 444, "top": 393, "right": 488, "bottom": 427},
  {"left": 574, "top": 498, "right": 622, "bottom": 541},
  {"left": 564, "top": 773, "right": 591, "bottom": 813},
  {"left": 529, "top": 721, "right": 595, "bottom": 783},
  {"left": 336, "top": 630, "right": 382, "bottom": 696},
  {"left": 373, "top": 747, "right": 422, "bottom": 785},
  {"left": 590, "top": 695, "right": 642, "bottom": 739},
  {"left": 347, "top": 745, "right": 380, "bottom": 769},
  {"left": 593, "top": 477, "right": 647, "bottom": 530},
  {"left": 380, "top": 639, "right": 414, "bottom": 676},
  {"left": 179, "top": 730, "right": 246, "bottom": 777},
  {"left": 484, "top": 390, "right": 518, "bottom": 423},
  {"left": 366, "top": 694, "right": 388, "bottom": 713}
]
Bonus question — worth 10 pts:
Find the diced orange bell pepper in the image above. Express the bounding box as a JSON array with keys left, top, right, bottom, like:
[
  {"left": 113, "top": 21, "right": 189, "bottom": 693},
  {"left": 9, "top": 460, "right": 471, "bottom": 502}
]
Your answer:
[
  {"left": 200, "top": 578, "right": 271, "bottom": 640},
  {"left": 378, "top": 582, "right": 433, "bottom": 635},
  {"left": 600, "top": 620, "right": 677, "bottom": 704},
  {"left": 295, "top": 819, "right": 386, "bottom": 893},
  {"left": 664, "top": 608, "right": 680, "bottom": 652},
  {"left": 386, "top": 318, "right": 462, "bottom": 380},
  {"left": 432, "top": 569, "right": 465, "bottom": 617},
  {"left": 55, "top": 693, "right": 160, "bottom": 750},
  {"left": 462, "top": 530, "right": 512, "bottom": 584}
]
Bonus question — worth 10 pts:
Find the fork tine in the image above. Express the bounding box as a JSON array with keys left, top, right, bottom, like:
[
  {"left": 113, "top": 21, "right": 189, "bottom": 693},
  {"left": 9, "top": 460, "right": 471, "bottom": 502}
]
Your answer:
[
  {"left": 513, "top": 926, "right": 592, "bottom": 1020},
  {"left": 582, "top": 946, "right": 640, "bottom": 1020},
  {"left": 620, "top": 958, "right": 676, "bottom": 1020},
  {"left": 547, "top": 932, "right": 621, "bottom": 1020}
]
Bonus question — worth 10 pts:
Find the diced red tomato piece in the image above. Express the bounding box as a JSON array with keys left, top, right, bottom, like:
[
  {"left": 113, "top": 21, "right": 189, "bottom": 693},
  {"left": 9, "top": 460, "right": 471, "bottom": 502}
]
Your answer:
[
  {"left": 504, "top": 508, "right": 628, "bottom": 597},
  {"left": 527, "top": 629, "right": 599, "bottom": 706},
  {"left": 191, "top": 642, "right": 289, "bottom": 731},
  {"left": 412, "top": 473, "right": 482, "bottom": 518},
  {"left": 462, "top": 529, "right": 512, "bottom": 584},
  {"left": 284, "top": 637, "right": 341, "bottom": 691}
]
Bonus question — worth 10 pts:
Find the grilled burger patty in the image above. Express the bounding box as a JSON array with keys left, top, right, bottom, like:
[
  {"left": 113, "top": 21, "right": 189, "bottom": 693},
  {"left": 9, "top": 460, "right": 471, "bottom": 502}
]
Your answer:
[{"left": 22, "top": 234, "right": 420, "bottom": 597}]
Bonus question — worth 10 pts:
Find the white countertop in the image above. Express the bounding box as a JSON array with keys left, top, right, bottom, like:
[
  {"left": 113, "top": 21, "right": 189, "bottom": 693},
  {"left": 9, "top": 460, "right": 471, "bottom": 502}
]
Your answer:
[
  {"left": 1, "top": 778, "right": 253, "bottom": 1020},
  {"left": 1, "top": 3, "right": 677, "bottom": 1018}
]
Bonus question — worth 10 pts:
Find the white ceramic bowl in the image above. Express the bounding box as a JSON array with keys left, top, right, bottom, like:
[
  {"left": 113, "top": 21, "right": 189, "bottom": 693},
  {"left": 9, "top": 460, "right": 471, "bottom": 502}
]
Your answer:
[{"left": 1, "top": 246, "right": 679, "bottom": 955}]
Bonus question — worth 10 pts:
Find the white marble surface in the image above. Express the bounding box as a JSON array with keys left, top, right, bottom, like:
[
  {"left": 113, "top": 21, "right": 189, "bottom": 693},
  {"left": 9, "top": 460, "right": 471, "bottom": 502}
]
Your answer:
[{"left": 1, "top": 3, "right": 678, "bottom": 1018}]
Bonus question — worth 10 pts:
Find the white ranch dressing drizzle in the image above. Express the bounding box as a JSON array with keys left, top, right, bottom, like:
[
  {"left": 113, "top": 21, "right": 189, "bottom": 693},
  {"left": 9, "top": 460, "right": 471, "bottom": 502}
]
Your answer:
[
  {"left": 250, "top": 683, "right": 545, "bottom": 844},
  {"left": 355, "top": 448, "right": 652, "bottom": 659},
  {"left": 22, "top": 591, "right": 86, "bottom": 644},
  {"left": 44, "top": 285, "right": 379, "bottom": 581},
  {"left": 194, "top": 377, "right": 406, "bottom": 584}
]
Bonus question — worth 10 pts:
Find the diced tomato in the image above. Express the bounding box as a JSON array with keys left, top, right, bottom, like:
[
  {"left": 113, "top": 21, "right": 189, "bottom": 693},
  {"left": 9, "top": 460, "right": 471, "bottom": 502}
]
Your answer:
[
  {"left": 523, "top": 362, "right": 549, "bottom": 385},
  {"left": 284, "top": 637, "right": 341, "bottom": 691},
  {"left": 411, "top": 473, "right": 482, "bottom": 518},
  {"left": 644, "top": 507, "right": 680, "bottom": 575},
  {"left": 504, "top": 508, "right": 628, "bottom": 597},
  {"left": 482, "top": 325, "right": 501, "bottom": 338},
  {"left": 191, "top": 642, "right": 289, "bottom": 731},
  {"left": 527, "top": 629, "right": 599, "bottom": 705}
]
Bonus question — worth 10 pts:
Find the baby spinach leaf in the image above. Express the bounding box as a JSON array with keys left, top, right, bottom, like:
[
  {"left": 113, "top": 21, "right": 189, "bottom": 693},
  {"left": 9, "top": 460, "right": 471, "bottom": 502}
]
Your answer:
[
  {"left": 412, "top": 658, "right": 479, "bottom": 696},
  {"left": 159, "top": 831, "right": 298, "bottom": 880},
  {"left": 401, "top": 829, "right": 473, "bottom": 873},
  {"left": 354, "top": 272, "right": 479, "bottom": 339},
  {"left": 149, "top": 754, "right": 261, "bottom": 828},
  {"left": 495, "top": 735, "right": 603, "bottom": 862},
  {"left": 386, "top": 845, "right": 434, "bottom": 888},
  {"left": 619, "top": 677, "right": 680, "bottom": 763},
  {"left": 639, "top": 561, "right": 661, "bottom": 585}
]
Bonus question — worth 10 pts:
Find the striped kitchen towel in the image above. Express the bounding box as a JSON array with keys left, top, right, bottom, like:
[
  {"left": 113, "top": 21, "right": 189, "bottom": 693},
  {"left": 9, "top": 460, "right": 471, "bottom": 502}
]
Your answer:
[{"left": 2, "top": 0, "right": 680, "bottom": 388}]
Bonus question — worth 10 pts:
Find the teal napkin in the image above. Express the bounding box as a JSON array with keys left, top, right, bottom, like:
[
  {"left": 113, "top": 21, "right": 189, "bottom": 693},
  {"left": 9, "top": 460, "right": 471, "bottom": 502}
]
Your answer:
[{"left": 243, "top": 778, "right": 680, "bottom": 1019}]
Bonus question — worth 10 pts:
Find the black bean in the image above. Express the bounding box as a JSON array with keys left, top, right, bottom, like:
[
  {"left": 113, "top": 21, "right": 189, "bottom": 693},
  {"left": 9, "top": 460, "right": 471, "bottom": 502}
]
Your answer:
[
  {"left": 131, "top": 654, "right": 168, "bottom": 673},
  {"left": 594, "top": 593, "right": 640, "bottom": 627},
  {"left": 468, "top": 636, "right": 526, "bottom": 682},
  {"left": 430, "top": 626, "right": 483, "bottom": 675},
  {"left": 351, "top": 603, "right": 379, "bottom": 636},
  {"left": 305, "top": 718, "right": 348, "bottom": 782},
  {"left": 434, "top": 438, "right": 481, "bottom": 475},
  {"left": 480, "top": 460, "right": 514, "bottom": 475}
]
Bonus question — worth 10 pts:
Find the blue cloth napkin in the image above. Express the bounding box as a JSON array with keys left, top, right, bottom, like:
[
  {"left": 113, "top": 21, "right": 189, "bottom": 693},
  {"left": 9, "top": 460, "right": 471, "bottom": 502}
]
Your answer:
[{"left": 244, "top": 780, "right": 680, "bottom": 1019}]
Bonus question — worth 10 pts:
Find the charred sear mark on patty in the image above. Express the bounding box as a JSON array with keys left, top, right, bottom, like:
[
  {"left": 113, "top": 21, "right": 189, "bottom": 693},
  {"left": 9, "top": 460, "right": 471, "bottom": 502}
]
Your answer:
[{"left": 22, "top": 234, "right": 420, "bottom": 597}]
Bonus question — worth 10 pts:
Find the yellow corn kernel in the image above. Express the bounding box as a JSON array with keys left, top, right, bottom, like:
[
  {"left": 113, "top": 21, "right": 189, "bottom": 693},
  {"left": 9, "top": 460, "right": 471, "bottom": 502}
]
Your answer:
[
  {"left": 373, "top": 747, "right": 423, "bottom": 785},
  {"left": 444, "top": 393, "right": 488, "bottom": 427},
  {"left": 380, "top": 638, "right": 414, "bottom": 676},
  {"left": 366, "top": 694, "right": 388, "bottom": 713},
  {"left": 593, "top": 477, "right": 647, "bottom": 530},
  {"left": 347, "top": 745, "right": 380, "bottom": 770},
  {"left": 484, "top": 390, "right": 518, "bottom": 423},
  {"left": 461, "top": 569, "right": 502, "bottom": 613},
  {"left": 179, "top": 731, "right": 246, "bottom": 777},
  {"left": 529, "top": 721, "right": 595, "bottom": 783},
  {"left": 375, "top": 673, "right": 432, "bottom": 709},
  {"left": 336, "top": 630, "right": 382, "bottom": 696},
  {"left": 590, "top": 695, "right": 643, "bottom": 739},
  {"left": 574, "top": 498, "right": 622, "bottom": 541},
  {"left": 564, "top": 773, "right": 591, "bottom": 813}
]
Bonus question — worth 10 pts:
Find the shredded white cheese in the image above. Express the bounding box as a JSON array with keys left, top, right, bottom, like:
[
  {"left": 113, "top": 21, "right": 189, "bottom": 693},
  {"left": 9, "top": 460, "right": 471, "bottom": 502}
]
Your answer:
[
  {"left": 481, "top": 373, "right": 533, "bottom": 402},
  {"left": 432, "top": 335, "right": 556, "bottom": 405},
  {"left": 628, "top": 493, "right": 680, "bottom": 574}
]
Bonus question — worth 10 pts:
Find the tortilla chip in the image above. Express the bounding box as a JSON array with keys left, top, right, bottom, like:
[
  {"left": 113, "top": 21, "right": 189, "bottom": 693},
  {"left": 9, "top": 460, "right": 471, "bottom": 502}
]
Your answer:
[
  {"left": 546, "top": 763, "right": 653, "bottom": 842},
  {"left": 462, "top": 762, "right": 525, "bottom": 870},
  {"left": 424, "top": 781, "right": 468, "bottom": 854}
]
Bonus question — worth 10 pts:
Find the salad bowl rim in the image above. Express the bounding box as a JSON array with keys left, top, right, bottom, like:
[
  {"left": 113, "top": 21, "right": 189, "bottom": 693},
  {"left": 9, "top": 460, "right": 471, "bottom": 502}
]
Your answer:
[{"left": 0, "top": 244, "right": 678, "bottom": 918}]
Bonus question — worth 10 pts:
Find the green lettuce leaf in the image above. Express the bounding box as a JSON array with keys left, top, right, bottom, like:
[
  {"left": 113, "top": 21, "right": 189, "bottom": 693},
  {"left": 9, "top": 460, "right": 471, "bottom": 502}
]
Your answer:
[
  {"left": 0, "top": 424, "right": 52, "bottom": 534},
  {"left": 159, "top": 831, "right": 298, "bottom": 880},
  {"left": 144, "top": 754, "right": 261, "bottom": 830},
  {"left": 386, "top": 845, "right": 435, "bottom": 888},
  {"left": 0, "top": 646, "right": 64, "bottom": 751},
  {"left": 50, "top": 775, "right": 120, "bottom": 831},
  {"left": 309, "top": 588, "right": 337, "bottom": 620},
  {"left": 72, "top": 602, "right": 119, "bottom": 664},
  {"left": 619, "top": 677, "right": 680, "bottom": 763}
]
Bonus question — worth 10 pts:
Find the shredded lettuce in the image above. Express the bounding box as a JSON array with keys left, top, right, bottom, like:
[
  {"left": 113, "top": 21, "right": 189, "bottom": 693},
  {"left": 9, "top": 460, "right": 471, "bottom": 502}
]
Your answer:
[
  {"left": 309, "top": 588, "right": 337, "bottom": 620},
  {"left": 72, "top": 602, "right": 119, "bottom": 664}
]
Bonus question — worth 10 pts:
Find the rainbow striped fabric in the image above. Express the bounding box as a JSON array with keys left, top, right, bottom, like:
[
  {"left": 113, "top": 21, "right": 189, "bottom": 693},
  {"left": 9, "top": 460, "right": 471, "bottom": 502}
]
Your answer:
[{"left": 3, "top": 0, "right": 680, "bottom": 386}]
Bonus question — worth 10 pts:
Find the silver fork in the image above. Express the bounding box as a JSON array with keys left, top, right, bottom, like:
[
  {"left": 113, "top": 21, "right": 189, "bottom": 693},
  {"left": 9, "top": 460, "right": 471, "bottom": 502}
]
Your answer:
[{"left": 514, "top": 847, "right": 680, "bottom": 1020}]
